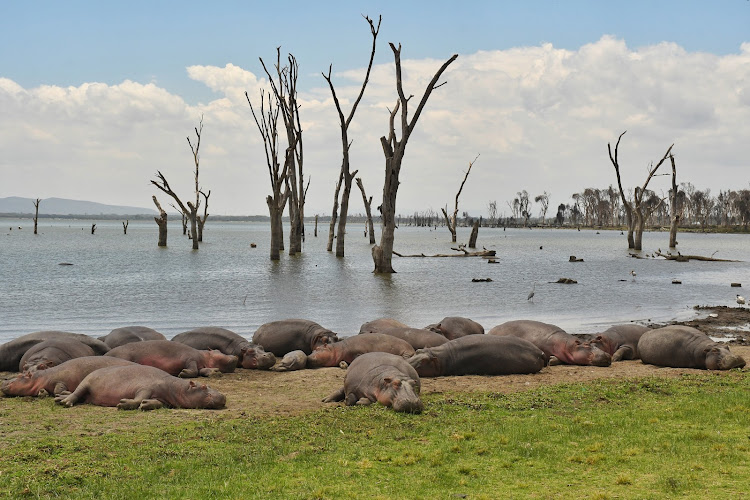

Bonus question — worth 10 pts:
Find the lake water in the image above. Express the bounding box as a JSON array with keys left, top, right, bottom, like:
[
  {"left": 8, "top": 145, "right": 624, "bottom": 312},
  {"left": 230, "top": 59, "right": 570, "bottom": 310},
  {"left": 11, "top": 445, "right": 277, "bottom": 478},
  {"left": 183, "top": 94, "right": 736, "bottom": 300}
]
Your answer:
[{"left": 1, "top": 218, "right": 748, "bottom": 344}]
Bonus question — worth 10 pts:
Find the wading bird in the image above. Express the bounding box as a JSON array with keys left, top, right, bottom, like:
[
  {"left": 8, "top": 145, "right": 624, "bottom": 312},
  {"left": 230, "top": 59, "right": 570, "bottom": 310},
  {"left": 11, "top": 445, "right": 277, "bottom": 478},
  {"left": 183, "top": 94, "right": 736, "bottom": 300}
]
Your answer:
[
  {"left": 527, "top": 283, "right": 536, "bottom": 302},
  {"left": 737, "top": 295, "right": 746, "bottom": 306}
]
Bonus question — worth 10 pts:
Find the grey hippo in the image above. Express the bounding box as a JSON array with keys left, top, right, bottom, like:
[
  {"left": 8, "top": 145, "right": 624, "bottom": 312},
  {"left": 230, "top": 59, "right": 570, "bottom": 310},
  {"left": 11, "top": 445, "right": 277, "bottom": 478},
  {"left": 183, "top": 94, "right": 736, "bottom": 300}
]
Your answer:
[
  {"left": 98, "top": 326, "right": 166, "bottom": 348},
  {"left": 105, "top": 340, "right": 238, "bottom": 378},
  {"left": 638, "top": 325, "right": 746, "bottom": 370},
  {"left": 0, "top": 331, "right": 110, "bottom": 372},
  {"left": 252, "top": 319, "right": 339, "bottom": 356},
  {"left": 306, "top": 333, "right": 415, "bottom": 368},
  {"left": 425, "top": 316, "right": 484, "bottom": 340},
  {"left": 323, "top": 352, "right": 423, "bottom": 413},
  {"left": 171, "top": 327, "right": 276, "bottom": 370}
]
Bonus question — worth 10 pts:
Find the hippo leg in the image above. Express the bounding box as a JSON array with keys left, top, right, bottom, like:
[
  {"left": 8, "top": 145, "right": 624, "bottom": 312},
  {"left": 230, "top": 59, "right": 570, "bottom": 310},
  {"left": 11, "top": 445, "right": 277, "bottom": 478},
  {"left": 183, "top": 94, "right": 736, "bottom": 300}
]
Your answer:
[
  {"left": 178, "top": 362, "right": 200, "bottom": 378},
  {"left": 612, "top": 345, "right": 634, "bottom": 362},
  {"left": 138, "top": 399, "right": 163, "bottom": 411},
  {"left": 344, "top": 393, "right": 359, "bottom": 406},
  {"left": 118, "top": 389, "right": 154, "bottom": 410},
  {"left": 322, "top": 388, "right": 345, "bottom": 403},
  {"left": 548, "top": 356, "right": 561, "bottom": 366},
  {"left": 53, "top": 382, "right": 70, "bottom": 396},
  {"left": 55, "top": 390, "right": 82, "bottom": 407},
  {"left": 38, "top": 389, "right": 50, "bottom": 397},
  {"left": 198, "top": 368, "right": 221, "bottom": 377},
  {"left": 355, "top": 397, "right": 373, "bottom": 406}
]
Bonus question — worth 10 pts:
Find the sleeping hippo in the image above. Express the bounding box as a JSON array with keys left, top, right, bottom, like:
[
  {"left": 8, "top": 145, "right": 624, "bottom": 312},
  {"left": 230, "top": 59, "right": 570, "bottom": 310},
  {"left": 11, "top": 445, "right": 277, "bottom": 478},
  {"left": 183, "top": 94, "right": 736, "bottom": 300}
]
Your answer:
[
  {"left": 98, "top": 326, "right": 166, "bottom": 348},
  {"left": 425, "top": 316, "right": 484, "bottom": 340},
  {"left": 488, "top": 320, "right": 611, "bottom": 367},
  {"left": 252, "top": 319, "right": 339, "bottom": 356},
  {"left": 585, "top": 324, "right": 650, "bottom": 361},
  {"left": 270, "top": 350, "right": 307, "bottom": 372},
  {"left": 54, "top": 364, "right": 226, "bottom": 410},
  {"left": 408, "top": 335, "right": 545, "bottom": 377},
  {"left": 372, "top": 327, "right": 449, "bottom": 349},
  {"left": 0, "top": 331, "right": 110, "bottom": 372},
  {"left": 2, "top": 356, "right": 136, "bottom": 397},
  {"left": 638, "top": 325, "right": 746, "bottom": 370},
  {"left": 306, "top": 333, "right": 415, "bottom": 368},
  {"left": 323, "top": 352, "right": 423, "bottom": 413},
  {"left": 19, "top": 339, "right": 97, "bottom": 372},
  {"left": 359, "top": 318, "right": 410, "bottom": 334},
  {"left": 105, "top": 340, "right": 238, "bottom": 378},
  {"left": 171, "top": 327, "right": 276, "bottom": 370}
]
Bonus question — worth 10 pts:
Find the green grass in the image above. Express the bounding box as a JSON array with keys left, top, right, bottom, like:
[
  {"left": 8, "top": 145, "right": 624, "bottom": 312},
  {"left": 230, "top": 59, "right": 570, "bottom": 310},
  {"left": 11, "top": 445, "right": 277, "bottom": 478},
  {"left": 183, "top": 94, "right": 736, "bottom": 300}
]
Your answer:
[{"left": 1, "top": 372, "right": 748, "bottom": 499}]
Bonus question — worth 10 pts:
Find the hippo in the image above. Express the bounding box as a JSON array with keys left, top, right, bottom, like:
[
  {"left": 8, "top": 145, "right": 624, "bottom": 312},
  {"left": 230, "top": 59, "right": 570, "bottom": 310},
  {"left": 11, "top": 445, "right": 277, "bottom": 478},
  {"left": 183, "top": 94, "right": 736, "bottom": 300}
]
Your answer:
[
  {"left": 270, "top": 350, "right": 307, "bottom": 372},
  {"left": 372, "top": 327, "right": 449, "bottom": 349},
  {"left": 98, "top": 326, "right": 166, "bottom": 348},
  {"left": 252, "top": 319, "right": 339, "bottom": 356},
  {"left": 425, "top": 316, "right": 485, "bottom": 340},
  {"left": 359, "top": 318, "right": 410, "bottom": 334},
  {"left": 584, "top": 324, "right": 650, "bottom": 361},
  {"left": 488, "top": 320, "right": 612, "bottom": 367},
  {"left": 639, "top": 325, "right": 746, "bottom": 370},
  {"left": 2, "top": 356, "right": 136, "bottom": 397},
  {"left": 408, "top": 335, "right": 546, "bottom": 377},
  {"left": 19, "top": 339, "right": 97, "bottom": 372},
  {"left": 105, "top": 340, "right": 238, "bottom": 378},
  {"left": 171, "top": 327, "right": 276, "bottom": 370},
  {"left": 0, "top": 331, "right": 110, "bottom": 372},
  {"left": 54, "top": 364, "right": 226, "bottom": 410},
  {"left": 323, "top": 352, "right": 423, "bottom": 413},
  {"left": 306, "top": 333, "right": 415, "bottom": 368}
]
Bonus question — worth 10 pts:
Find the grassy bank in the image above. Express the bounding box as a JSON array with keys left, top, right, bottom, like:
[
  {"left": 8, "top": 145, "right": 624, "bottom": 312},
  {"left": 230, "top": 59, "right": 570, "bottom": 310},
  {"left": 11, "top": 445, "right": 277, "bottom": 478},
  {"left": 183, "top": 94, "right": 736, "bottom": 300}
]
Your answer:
[{"left": 1, "top": 372, "right": 748, "bottom": 499}]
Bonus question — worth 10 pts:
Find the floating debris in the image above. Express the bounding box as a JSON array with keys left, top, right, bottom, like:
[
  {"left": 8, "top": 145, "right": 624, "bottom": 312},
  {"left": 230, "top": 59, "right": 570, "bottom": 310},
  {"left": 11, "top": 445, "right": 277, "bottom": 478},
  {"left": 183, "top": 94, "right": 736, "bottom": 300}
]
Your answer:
[
  {"left": 58, "top": 263, "right": 74, "bottom": 266},
  {"left": 731, "top": 282, "right": 741, "bottom": 287},
  {"left": 471, "top": 278, "right": 493, "bottom": 282},
  {"left": 552, "top": 278, "right": 577, "bottom": 284},
  {"left": 569, "top": 256, "right": 584, "bottom": 262},
  {"left": 672, "top": 279, "right": 682, "bottom": 284}
]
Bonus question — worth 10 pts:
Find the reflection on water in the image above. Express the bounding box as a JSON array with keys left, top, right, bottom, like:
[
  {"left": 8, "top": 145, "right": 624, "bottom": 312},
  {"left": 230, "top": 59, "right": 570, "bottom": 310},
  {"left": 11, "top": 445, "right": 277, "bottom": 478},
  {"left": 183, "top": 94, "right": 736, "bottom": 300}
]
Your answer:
[{"left": 1, "top": 218, "right": 748, "bottom": 343}]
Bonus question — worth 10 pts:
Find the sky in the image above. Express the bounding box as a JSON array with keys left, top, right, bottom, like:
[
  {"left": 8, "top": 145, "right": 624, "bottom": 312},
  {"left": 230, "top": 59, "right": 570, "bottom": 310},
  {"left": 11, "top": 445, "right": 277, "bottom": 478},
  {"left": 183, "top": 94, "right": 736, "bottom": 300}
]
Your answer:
[{"left": 1, "top": 1, "right": 749, "bottom": 217}]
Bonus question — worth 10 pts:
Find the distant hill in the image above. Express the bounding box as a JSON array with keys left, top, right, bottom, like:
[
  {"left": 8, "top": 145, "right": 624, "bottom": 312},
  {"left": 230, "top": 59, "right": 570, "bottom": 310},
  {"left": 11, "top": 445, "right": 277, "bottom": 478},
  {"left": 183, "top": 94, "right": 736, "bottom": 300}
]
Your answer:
[{"left": 0, "top": 197, "right": 157, "bottom": 216}]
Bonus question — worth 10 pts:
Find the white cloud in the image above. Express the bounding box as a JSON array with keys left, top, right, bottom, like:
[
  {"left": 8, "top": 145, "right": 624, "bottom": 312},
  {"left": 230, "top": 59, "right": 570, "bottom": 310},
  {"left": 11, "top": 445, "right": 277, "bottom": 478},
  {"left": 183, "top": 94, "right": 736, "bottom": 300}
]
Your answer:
[{"left": 1, "top": 37, "right": 749, "bottom": 217}]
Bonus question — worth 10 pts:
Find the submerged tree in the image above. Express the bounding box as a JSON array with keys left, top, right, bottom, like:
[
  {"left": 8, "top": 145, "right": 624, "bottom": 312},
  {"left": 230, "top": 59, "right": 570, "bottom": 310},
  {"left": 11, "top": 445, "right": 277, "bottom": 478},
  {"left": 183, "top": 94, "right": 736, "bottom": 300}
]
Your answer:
[
  {"left": 441, "top": 154, "right": 479, "bottom": 242},
  {"left": 246, "top": 89, "right": 292, "bottom": 261},
  {"left": 668, "top": 153, "right": 679, "bottom": 248},
  {"left": 259, "top": 49, "right": 306, "bottom": 255},
  {"left": 355, "top": 177, "right": 377, "bottom": 244},
  {"left": 151, "top": 117, "right": 206, "bottom": 250},
  {"left": 152, "top": 196, "right": 168, "bottom": 247},
  {"left": 371, "top": 43, "right": 458, "bottom": 273},
  {"left": 32, "top": 198, "right": 40, "bottom": 235},
  {"left": 535, "top": 191, "right": 550, "bottom": 225},
  {"left": 323, "top": 15, "right": 380, "bottom": 257}
]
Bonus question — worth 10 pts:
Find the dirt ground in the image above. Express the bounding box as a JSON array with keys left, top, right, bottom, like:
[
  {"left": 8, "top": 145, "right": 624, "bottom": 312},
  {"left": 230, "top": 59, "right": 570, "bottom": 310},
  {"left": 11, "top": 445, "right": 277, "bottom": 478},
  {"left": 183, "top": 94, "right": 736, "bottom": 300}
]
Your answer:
[
  {"left": 204, "top": 306, "right": 750, "bottom": 418},
  {"left": 2, "top": 307, "right": 748, "bottom": 418}
]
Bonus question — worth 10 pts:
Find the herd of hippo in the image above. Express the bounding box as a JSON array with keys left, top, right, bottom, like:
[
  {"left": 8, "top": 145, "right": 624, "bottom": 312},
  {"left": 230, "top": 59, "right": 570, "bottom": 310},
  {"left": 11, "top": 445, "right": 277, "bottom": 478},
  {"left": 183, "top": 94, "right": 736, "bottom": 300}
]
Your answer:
[{"left": 1, "top": 318, "right": 746, "bottom": 413}]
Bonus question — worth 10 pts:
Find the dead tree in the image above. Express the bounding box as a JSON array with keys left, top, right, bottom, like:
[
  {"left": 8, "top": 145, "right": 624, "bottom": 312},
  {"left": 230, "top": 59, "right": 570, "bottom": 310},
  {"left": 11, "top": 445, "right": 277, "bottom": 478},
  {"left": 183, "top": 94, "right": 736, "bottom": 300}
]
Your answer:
[
  {"left": 468, "top": 219, "right": 480, "bottom": 248},
  {"left": 172, "top": 207, "right": 188, "bottom": 235},
  {"left": 91, "top": 224, "right": 96, "bottom": 235},
  {"left": 33, "top": 198, "right": 40, "bottom": 235},
  {"left": 314, "top": 214, "right": 318, "bottom": 237},
  {"left": 197, "top": 189, "right": 210, "bottom": 242},
  {"left": 152, "top": 196, "right": 168, "bottom": 247},
  {"left": 372, "top": 44, "right": 458, "bottom": 273},
  {"left": 327, "top": 169, "right": 344, "bottom": 251},
  {"left": 122, "top": 220, "right": 128, "bottom": 235},
  {"left": 260, "top": 49, "right": 305, "bottom": 255},
  {"left": 151, "top": 117, "right": 206, "bottom": 250},
  {"left": 441, "top": 154, "right": 479, "bottom": 242},
  {"left": 668, "top": 153, "right": 679, "bottom": 248},
  {"left": 356, "top": 177, "right": 376, "bottom": 244},
  {"left": 246, "top": 89, "right": 291, "bottom": 260},
  {"left": 188, "top": 117, "right": 207, "bottom": 243},
  {"left": 608, "top": 131, "right": 673, "bottom": 250},
  {"left": 323, "top": 15, "right": 380, "bottom": 257}
]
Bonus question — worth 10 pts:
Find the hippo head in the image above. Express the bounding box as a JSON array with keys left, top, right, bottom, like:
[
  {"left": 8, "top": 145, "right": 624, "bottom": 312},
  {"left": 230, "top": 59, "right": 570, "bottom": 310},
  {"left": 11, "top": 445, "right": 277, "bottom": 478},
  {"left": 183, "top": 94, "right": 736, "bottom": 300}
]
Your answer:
[
  {"left": 588, "top": 335, "right": 616, "bottom": 356},
  {"left": 407, "top": 350, "right": 440, "bottom": 377},
  {"left": 239, "top": 345, "right": 276, "bottom": 370},
  {"left": 183, "top": 380, "right": 226, "bottom": 409},
  {"left": 206, "top": 351, "right": 239, "bottom": 373},
  {"left": 704, "top": 345, "right": 746, "bottom": 370},
  {"left": 1, "top": 372, "right": 36, "bottom": 396},
  {"left": 566, "top": 340, "right": 612, "bottom": 367},
  {"left": 311, "top": 330, "right": 339, "bottom": 351},
  {"left": 379, "top": 376, "right": 423, "bottom": 414},
  {"left": 306, "top": 344, "right": 335, "bottom": 368}
]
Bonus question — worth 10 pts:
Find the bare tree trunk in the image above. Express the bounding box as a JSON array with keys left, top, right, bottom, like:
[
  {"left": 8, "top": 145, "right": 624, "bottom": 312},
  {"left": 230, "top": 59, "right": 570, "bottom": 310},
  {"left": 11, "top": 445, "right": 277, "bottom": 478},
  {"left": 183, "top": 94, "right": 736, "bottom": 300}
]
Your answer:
[
  {"left": 152, "top": 196, "right": 168, "bottom": 247},
  {"left": 267, "top": 196, "right": 283, "bottom": 260},
  {"left": 33, "top": 198, "right": 40, "bottom": 235},
  {"left": 180, "top": 211, "right": 187, "bottom": 235},
  {"left": 324, "top": 16, "right": 380, "bottom": 258},
  {"left": 356, "top": 177, "right": 376, "bottom": 244},
  {"left": 122, "top": 220, "right": 128, "bottom": 235},
  {"left": 668, "top": 154, "right": 679, "bottom": 248},
  {"left": 632, "top": 145, "right": 673, "bottom": 251},
  {"left": 372, "top": 44, "right": 458, "bottom": 273},
  {"left": 198, "top": 190, "right": 210, "bottom": 242},
  {"left": 91, "top": 224, "right": 96, "bottom": 235},
  {"left": 441, "top": 206, "right": 457, "bottom": 242},
  {"left": 443, "top": 154, "right": 479, "bottom": 243},
  {"left": 314, "top": 214, "right": 318, "bottom": 237},
  {"left": 327, "top": 170, "right": 343, "bottom": 251},
  {"left": 468, "top": 219, "right": 480, "bottom": 248}
]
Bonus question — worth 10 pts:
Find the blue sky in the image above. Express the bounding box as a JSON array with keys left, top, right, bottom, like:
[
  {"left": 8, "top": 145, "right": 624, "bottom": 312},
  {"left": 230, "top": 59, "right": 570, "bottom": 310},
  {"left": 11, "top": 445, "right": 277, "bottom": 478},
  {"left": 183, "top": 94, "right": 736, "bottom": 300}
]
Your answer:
[{"left": 1, "top": 1, "right": 749, "bottom": 215}]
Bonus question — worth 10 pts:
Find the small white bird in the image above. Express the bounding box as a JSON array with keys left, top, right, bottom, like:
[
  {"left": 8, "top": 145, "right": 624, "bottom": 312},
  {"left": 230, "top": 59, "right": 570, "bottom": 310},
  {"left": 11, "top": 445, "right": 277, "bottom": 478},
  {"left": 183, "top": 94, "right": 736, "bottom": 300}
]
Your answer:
[
  {"left": 630, "top": 270, "right": 637, "bottom": 280},
  {"left": 736, "top": 294, "right": 745, "bottom": 306}
]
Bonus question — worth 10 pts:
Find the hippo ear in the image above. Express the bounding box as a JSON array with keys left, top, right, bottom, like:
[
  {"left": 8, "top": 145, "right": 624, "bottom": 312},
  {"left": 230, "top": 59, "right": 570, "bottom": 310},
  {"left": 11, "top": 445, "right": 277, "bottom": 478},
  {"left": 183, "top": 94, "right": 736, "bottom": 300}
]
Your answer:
[
  {"left": 188, "top": 380, "right": 197, "bottom": 388},
  {"left": 594, "top": 335, "right": 604, "bottom": 341}
]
